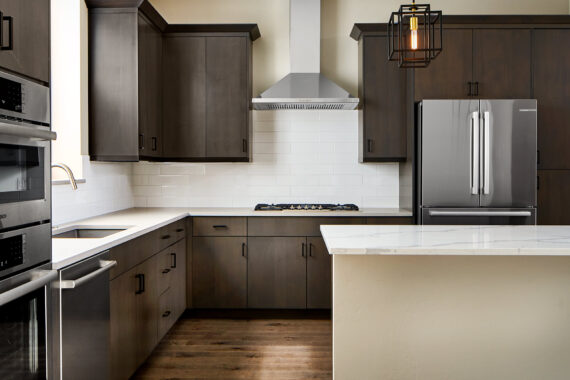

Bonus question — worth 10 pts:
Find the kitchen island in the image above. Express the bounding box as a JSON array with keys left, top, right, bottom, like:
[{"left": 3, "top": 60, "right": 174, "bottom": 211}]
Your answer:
[{"left": 321, "top": 225, "right": 570, "bottom": 380}]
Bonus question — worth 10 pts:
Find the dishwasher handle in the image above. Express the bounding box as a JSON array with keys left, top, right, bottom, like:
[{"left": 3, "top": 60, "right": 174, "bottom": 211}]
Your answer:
[
  {"left": 0, "top": 270, "right": 58, "bottom": 307},
  {"left": 60, "top": 260, "right": 117, "bottom": 290}
]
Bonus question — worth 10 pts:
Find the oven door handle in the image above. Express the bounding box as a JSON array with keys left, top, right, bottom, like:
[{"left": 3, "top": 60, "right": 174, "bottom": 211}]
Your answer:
[
  {"left": 0, "top": 123, "right": 57, "bottom": 141},
  {"left": 0, "top": 270, "right": 58, "bottom": 307}
]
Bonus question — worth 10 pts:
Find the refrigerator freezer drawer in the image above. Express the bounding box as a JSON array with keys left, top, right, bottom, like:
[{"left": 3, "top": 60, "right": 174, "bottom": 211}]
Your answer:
[{"left": 421, "top": 208, "right": 536, "bottom": 225}]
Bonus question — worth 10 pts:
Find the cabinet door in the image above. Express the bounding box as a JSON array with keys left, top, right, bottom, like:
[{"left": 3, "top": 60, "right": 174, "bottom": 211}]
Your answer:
[
  {"left": 533, "top": 29, "right": 570, "bottom": 170},
  {"left": 307, "top": 237, "right": 331, "bottom": 309},
  {"left": 361, "top": 36, "right": 406, "bottom": 162},
  {"left": 162, "top": 36, "right": 206, "bottom": 158},
  {"left": 206, "top": 37, "right": 249, "bottom": 159},
  {"left": 247, "top": 237, "right": 307, "bottom": 309},
  {"left": 135, "top": 254, "right": 159, "bottom": 365},
  {"left": 110, "top": 266, "right": 138, "bottom": 380},
  {"left": 538, "top": 170, "right": 570, "bottom": 225},
  {"left": 0, "top": 0, "right": 49, "bottom": 82},
  {"left": 170, "top": 238, "right": 187, "bottom": 318},
  {"left": 473, "top": 29, "right": 531, "bottom": 99},
  {"left": 138, "top": 14, "right": 162, "bottom": 158},
  {"left": 414, "top": 29, "right": 473, "bottom": 101},
  {"left": 192, "top": 237, "right": 247, "bottom": 308}
]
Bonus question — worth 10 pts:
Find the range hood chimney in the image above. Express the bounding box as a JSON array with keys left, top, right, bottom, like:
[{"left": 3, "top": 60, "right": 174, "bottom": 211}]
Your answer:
[{"left": 252, "top": 0, "right": 359, "bottom": 110}]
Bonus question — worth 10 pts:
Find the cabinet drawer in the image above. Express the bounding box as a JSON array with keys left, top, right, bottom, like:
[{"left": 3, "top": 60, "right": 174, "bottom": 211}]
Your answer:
[
  {"left": 366, "top": 217, "right": 413, "bottom": 225},
  {"left": 156, "top": 220, "right": 184, "bottom": 251},
  {"left": 193, "top": 217, "right": 247, "bottom": 236},
  {"left": 247, "top": 217, "right": 366, "bottom": 237},
  {"left": 157, "top": 248, "right": 174, "bottom": 296},
  {"left": 158, "top": 288, "right": 177, "bottom": 340},
  {"left": 109, "top": 230, "right": 160, "bottom": 280}
]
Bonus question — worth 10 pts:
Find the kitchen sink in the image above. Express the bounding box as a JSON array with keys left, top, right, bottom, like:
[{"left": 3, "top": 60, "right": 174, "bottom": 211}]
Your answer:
[{"left": 53, "top": 226, "right": 129, "bottom": 239}]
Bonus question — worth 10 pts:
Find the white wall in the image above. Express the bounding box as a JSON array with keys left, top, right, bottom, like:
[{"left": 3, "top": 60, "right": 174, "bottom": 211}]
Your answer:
[
  {"left": 133, "top": 111, "right": 399, "bottom": 208},
  {"left": 52, "top": 157, "right": 134, "bottom": 226}
]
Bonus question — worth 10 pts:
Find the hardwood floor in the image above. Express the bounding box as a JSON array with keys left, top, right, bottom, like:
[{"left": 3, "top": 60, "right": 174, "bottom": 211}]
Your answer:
[{"left": 132, "top": 311, "right": 332, "bottom": 380}]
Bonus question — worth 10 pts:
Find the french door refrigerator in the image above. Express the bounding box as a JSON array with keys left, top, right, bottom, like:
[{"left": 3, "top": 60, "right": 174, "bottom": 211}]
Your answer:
[{"left": 417, "top": 99, "right": 537, "bottom": 225}]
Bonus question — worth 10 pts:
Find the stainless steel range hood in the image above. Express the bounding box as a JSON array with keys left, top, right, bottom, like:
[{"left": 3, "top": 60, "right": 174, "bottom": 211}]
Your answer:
[{"left": 252, "top": 0, "right": 359, "bottom": 110}]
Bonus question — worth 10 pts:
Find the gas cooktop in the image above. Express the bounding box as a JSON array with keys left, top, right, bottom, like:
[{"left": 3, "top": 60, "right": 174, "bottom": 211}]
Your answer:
[{"left": 254, "top": 203, "right": 359, "bottom": 211}]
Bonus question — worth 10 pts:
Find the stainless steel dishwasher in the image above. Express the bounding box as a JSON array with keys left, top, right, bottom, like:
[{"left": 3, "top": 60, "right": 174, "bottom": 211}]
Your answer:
[{"left": 52, "top": 251, "right": 116, "bottom": 380}]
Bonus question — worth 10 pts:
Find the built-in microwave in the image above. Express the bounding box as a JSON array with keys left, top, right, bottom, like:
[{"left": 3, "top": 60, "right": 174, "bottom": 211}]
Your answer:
[{"left": 0, "top": 70, "right": 55, "bottom": 231}]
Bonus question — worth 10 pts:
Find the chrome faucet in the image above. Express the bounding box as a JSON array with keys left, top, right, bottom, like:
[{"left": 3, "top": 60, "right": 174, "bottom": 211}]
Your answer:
[{"left": 52, "top": 163, "right": 78, "bottom": 190}]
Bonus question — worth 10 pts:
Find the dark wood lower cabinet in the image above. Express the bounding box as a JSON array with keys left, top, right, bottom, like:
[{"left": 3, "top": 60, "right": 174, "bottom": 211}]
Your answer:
[
  {"left": 538, "top": 170, "right": 570, "bottom": 225},
  {"left": 307, "top": 237, "right": 331, "bottom": 309},
  {"left": 247, "top": 237, "right": 307, "bottom": 309},
  {"left": 192, "top": 237, "right": 247, "bottom": 308},
  {"left": 135, "top": 255, "right": 159, "bottom": 365}
]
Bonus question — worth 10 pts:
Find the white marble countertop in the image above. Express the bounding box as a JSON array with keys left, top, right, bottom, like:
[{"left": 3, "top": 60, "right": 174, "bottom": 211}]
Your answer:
[
  {"left": 52, "top": 207, "right": 411, "bottom": 269},
  {"left": 320, "top": 225, "right": 570, "bottom": 256}
]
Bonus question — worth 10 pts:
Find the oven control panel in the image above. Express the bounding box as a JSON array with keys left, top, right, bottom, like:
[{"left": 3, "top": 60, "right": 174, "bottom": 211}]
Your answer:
[{"left": 0, "top": 235, "right": 24, "bottom": 270}]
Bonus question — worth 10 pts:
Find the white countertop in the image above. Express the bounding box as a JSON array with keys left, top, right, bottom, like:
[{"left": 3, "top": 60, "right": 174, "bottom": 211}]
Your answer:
[
  {"left": 52, "top": 207, "right": 411, "bottom": 269},
  {"left": 320, "top": 225, "right": 570, "bottom": 256},
  {"left": 186, "top": 207, "right": 412, "bottom": 217}
]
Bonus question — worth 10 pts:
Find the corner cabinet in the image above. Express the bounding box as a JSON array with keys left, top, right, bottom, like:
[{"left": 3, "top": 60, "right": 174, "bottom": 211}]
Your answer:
[
  {"left": 87, "top": 1, "right": 259, "bottom": 162},
  {"left": 162, "top": 34, "right": 253, "bottom": 161},
  {"left": 352, "top": 29, "right": 407, "bottom": 162}
]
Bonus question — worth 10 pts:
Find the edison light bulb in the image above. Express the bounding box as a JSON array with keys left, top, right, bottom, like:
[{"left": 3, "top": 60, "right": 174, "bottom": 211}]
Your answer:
[
  {"left": 410, "top": 29, "right": 418, "bottom": 50},
  {"left": 410, "top": 15, "right": 418, "bottom": 50}
]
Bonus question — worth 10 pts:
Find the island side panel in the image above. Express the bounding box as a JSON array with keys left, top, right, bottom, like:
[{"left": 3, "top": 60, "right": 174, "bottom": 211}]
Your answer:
[{"left": 332, "top": 255, "right": 570, "bottom": 380}]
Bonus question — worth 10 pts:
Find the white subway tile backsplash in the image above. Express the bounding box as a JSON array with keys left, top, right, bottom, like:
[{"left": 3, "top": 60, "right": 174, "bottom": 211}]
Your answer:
[{"left": 132, "top": 110, "right": 400, "bottom": 209}]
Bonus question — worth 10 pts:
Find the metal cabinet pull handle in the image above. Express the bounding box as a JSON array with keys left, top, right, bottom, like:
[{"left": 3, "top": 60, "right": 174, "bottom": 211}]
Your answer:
[
  {"left": 171, "top": 253, "right": 177, "bottom": 268},
  {"left": 139, "top": 134, "right": 144, "bottom": 150},
  {"left": 161, "top": 234, "right": 171, "bottom": 240},
  {"left": 242, "top": 242, "right": 247, "bottom": 257},
  {"left": 152, "top": 137, "right": 157, "bottom": 151},
  {"left": 367, "top": 139, "right": 372, "bottom": 153},
  {"left": 162, "top": 268, "right": 170, "bottom": 274},
  {"left": 213, "top": 225, "right": 228, "bottom": 229},
  {"left": 309, "top": 243, "right": 313, "bottom": 257},
  {"left": 243, "top": 139, "right": 247, "bottom": 153},
  {"left": 162, "top": 311, "right": 171, "bottom": 318},
  {"left": 0, "top": 13, "right": 13, "bottom": 51},
  {"left": 474, "top": 82, "right": 479, "bottom": 97},
  {"left": 60, "top": 260, "right": 117, "bottom": 289},
  {"left": 468, "top": 81, "right": 473, "bottom": 96},
  {"left": 175, "top": 228, "right": 184, "bottom": 232},
  {"left": 135, "top": 274, "right": 144, "bottom": 294}
]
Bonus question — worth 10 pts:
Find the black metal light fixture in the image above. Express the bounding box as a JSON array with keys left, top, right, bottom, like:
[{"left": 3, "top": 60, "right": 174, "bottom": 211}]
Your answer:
[{"left": 388, "top": 0, "right": 442, "bottom": 68}]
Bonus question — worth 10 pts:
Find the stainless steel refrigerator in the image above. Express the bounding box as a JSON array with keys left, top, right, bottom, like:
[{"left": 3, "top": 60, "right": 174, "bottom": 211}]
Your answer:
[{"left": 417, "top": 99, "right": 537, "bottom": 225}]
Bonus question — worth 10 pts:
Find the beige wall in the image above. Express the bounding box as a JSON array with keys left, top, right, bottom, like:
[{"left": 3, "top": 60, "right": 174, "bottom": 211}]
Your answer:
[
  {"left": 333, "top": 254, "right": 570, "bottom": 380},
  {"left": 150, "top": 0, "right": 569, "bottom": 96}
]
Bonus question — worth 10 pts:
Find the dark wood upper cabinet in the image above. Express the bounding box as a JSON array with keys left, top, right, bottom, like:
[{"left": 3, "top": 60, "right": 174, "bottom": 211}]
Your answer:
[
  {"left": 533, "top": 29, "right": 570, "bottom": 170},
  {"left": 162, "top": 36, "right": 207, "bottom": 159},
  {"left": 88, "top": 1, "right": 258, "bottom": 162},
  {"left": 473, "top": 29, "right": 532, "bottom": 99},
  {"left": 0, "top": 0, "right": 50, "bottom": 83},
  {"left": 414, "top": 29, "right": 473, "bottom": 101},
  {"left": 205, "top": 37, "right": 250, "bottom": 159},
  {"left": 162, "top": 34, "right": 252, "bottom": 161},
  {"left": 89, "top": 9, "right": 160, "bottom": 161},
  {"left": 138, "top": 14, "right": 163, "bottom": 158},
  {"left": 357, "top": 35, "right": 407, "bottom": 162}
]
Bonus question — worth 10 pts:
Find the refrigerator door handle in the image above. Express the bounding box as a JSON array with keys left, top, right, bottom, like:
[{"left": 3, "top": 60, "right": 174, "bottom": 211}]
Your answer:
[
  {"left": 470, "top": 111, "right": 480, "bottom": 195},
  {"left": 483, "top": 111, "right": 491, "bottom": 195}
]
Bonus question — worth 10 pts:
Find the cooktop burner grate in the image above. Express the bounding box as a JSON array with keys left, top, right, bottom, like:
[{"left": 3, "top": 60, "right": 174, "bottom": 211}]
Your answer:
[{"left": 254, "top": 203, "right": 359, "bottom": 211}]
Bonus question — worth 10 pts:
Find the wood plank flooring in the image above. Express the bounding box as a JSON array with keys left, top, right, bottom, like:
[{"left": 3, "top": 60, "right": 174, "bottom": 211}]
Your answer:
[{"left": 132, "top": 311, "right": 332, "bottom": 380}]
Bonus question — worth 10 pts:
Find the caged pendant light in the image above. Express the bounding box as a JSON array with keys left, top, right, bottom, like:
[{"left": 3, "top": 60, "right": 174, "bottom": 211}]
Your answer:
[{"left": 388, "top": 0, "right": 443, "bottom": 68}]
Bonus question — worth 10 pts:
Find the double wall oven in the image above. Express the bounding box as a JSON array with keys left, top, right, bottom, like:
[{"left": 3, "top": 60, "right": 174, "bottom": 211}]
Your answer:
[{"left": 0, "top": 69, "right": 56, "bottom": 380}]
